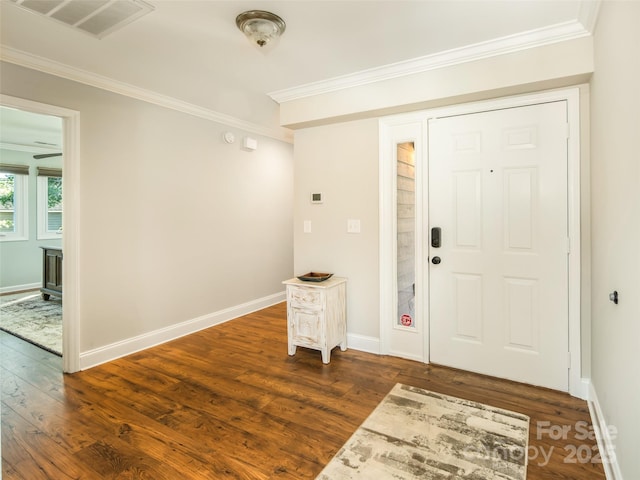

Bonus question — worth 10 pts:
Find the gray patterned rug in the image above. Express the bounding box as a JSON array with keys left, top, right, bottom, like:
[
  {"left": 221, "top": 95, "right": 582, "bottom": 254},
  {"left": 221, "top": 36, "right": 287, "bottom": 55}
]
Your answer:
[
  {"left": 317, "top": 384, "right": 529, "bottom": 480},
  {"left": 0, "top": 293, "right": 62, "bottom": 356}
]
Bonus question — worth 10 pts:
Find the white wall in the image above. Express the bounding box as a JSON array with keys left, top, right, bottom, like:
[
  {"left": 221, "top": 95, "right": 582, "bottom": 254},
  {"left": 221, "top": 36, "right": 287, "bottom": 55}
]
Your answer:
[
  {"left": 0, "top": 62, "right": 294, "bottom": 355},
  {"left": 590, "top": 1, "right": 640, "bottom": 478},
  {"left": 0, "top": 148, "right": 63, "bottom": 291}
]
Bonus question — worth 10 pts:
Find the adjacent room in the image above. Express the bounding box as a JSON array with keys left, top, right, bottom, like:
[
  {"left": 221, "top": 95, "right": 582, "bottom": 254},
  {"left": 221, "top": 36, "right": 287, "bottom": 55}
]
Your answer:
[
  {"left": 0, "top": 1, "right": 637, "bottom": 479},
  {"left": 0, "top": 107, "right": 64, "bottom": 356}
]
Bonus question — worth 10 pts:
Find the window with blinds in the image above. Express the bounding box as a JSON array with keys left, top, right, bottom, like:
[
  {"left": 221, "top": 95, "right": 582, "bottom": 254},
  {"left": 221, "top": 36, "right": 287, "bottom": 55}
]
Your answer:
[
  {"left": 37, "top": 167, "right": 63, "bottom": 239},
  {"left": 0, "top": 164, "right": 29, "bottom": 241}
]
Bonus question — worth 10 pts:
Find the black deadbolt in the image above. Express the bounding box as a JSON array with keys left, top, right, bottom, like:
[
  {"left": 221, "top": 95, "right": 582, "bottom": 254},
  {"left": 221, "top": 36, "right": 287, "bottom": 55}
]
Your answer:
[{"left": 431, "top": 227, "right": 441, "bottom": 248}]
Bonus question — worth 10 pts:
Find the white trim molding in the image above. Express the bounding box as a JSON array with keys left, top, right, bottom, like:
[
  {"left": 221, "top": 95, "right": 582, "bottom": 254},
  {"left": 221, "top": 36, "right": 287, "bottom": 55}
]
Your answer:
[
  {"left": 0, "top": 93, "right": 82, "bottom": 374},
  {"left": 0, "top": 282, "right": 40, "bottom": 295},
  {"left": 269, "top": 16, "right": 597, "bottom": 104},
  {"left": 579, "top": 0, "right": 603, "bottom": 33},
  {"left": 0, "top": 46, "right": 293, "bottom": 144},
  {"left": 378, "top": 116, "right": 429, "bottom": 363},
  {"left": 79, "top": 291, "right": 286, "bottom": 370},
  {"left": 588, "top": 380, "right": 624, "bottom": 479},
  {"left": 345, "top": 333, "right": 380, "bottom": 356}
]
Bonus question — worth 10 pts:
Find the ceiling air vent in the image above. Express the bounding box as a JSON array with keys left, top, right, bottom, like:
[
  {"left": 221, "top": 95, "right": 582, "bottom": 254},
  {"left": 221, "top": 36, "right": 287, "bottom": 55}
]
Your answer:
[{"left": 9, "top": 0, "right": 154, "bottom": 38}]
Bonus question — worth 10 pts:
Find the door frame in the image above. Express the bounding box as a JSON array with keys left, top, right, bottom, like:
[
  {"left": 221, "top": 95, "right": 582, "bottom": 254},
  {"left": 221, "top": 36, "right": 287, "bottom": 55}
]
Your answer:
[
  {"left": 379, "top": 87, "right": 584, "bottom": 397},
  {"left": 379, "top": 119, "right": 428, "bottom": 362},
  {"left": 1, "top": 94, "right": 81, "bottom": 373}
]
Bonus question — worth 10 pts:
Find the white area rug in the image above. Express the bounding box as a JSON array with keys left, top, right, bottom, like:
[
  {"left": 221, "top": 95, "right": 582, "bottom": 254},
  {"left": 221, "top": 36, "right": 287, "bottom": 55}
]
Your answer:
[
  {"left": 317, "top": 383, "right": 529, "bottom": 480},
  {"left": 0, "top": 293, "right": 62, "bottom": 356}
]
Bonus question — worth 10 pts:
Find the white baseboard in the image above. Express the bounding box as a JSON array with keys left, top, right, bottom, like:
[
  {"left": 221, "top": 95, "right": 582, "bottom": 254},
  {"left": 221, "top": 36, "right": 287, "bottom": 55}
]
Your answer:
[
  {"left": 345, "top": 334, "right": 425, "bottom": 363},
  {"left": 0, "top": 283, "right": 40, "bottom": 294},
  {"left": 572, "top": 377, "right": 590, "bottom": 400},
  {"left": 588, "top": 380, "right": 624, "bottom": 480},
  {"left": 387, "top": 349, "right": 425, "bottom": 363},
  {"left": 79, "top": 291, "right": 286, "bottom": 370},
  {"left": 346, "top": 333, "right": 380, "bottom": 355}
]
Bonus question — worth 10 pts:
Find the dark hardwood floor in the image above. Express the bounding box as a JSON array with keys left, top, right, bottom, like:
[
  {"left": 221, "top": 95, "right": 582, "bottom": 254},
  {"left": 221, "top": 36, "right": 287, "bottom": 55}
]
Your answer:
[{"left": 2, "top": 302, "right": 605, "bottom": 479}]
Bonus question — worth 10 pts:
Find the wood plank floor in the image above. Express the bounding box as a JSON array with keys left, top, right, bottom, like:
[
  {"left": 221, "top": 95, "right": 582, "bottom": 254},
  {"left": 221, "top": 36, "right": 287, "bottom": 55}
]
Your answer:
[{"left": 2, "top": 302, "right": 605, "bottom": 479}]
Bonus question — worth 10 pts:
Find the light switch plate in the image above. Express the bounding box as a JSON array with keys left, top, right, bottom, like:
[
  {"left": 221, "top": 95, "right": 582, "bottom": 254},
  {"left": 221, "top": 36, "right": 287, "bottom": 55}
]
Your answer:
[
  {"left": 347, "top": 219, "right": 361, "bottom": 233},
  {"left": 303, "top": 220, "right": 312, "bottom": 233}
]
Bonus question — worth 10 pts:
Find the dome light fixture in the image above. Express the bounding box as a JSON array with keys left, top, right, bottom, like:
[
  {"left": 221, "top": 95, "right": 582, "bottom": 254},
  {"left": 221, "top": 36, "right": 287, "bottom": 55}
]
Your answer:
[{"left": 235, "top": 10, "right": 286, "bottom": 48}]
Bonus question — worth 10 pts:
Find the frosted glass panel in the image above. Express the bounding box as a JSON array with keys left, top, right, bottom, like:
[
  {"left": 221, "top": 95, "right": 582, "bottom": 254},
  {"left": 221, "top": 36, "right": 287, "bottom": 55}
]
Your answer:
[{"left": 397, "top": 142, "right": 416, "bottom": 328}]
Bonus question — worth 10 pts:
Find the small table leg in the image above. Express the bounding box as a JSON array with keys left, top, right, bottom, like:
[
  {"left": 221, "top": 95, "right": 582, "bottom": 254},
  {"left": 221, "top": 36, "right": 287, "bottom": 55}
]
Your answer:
[{"left": 321, "top": 348, "right": 330, "bottom": 364}]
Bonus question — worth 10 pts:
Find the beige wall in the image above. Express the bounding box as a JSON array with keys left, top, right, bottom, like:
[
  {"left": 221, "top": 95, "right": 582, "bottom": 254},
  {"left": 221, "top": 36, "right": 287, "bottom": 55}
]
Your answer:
[
  {"left": 0, "top": 62, "right": 294, "bottom": 355},
  {"left": 293, "top": 119, "right": 380, "bottom": 343},
  {"left": 590, "top": 1, "right": 640, "bottom": 478}
]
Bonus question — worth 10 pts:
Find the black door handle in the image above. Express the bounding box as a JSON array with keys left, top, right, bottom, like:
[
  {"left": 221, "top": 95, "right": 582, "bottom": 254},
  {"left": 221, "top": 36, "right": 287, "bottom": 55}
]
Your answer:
[{"left": 432, "top": 256, "right": 441, "bottom": 265}]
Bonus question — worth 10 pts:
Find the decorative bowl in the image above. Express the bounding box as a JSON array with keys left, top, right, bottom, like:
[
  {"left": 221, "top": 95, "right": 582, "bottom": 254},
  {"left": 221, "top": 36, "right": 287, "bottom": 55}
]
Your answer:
[{"left": 297, "top": 272, "right": 333, "bottom": 282}]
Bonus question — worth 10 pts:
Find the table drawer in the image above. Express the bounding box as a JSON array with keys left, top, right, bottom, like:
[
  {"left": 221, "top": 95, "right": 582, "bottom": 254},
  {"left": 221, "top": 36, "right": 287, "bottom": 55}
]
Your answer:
[{"left": 288, "top": 287, "right": 322, "bottom": 310}]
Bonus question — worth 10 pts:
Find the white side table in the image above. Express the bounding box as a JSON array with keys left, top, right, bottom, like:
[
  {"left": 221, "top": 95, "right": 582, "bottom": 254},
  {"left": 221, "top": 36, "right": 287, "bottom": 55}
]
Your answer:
[{"left": 282, "top": 277, "right": 347, "bottom": 364}]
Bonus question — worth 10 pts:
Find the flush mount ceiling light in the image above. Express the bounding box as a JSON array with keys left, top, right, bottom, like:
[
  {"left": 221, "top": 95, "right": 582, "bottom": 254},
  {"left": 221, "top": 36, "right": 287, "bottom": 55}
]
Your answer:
[{"left": 235, "top": 10, "right": 286, "bottom": 48}]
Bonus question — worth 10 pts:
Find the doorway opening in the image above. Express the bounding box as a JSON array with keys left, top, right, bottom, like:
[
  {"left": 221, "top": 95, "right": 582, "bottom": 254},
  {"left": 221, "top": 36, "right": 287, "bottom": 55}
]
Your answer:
[
  {"left": 0, "top": 106, "right": 63, "bottom": 356},
  {"left": 0, "top": 94, "right": 81, "bottom": 373}
]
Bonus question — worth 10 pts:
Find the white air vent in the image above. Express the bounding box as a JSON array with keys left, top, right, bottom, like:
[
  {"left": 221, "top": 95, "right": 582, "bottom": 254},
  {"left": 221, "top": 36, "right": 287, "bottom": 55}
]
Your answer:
[{"left": 9, "top": 0, "right": 154, "bottom": 38}]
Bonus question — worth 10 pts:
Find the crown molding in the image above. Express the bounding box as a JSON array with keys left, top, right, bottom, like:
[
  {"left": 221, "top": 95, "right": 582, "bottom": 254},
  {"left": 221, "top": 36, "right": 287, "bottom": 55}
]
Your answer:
[
  {"left": 578, "top": 0, "right": 602, "bottom": 33},
  {"left": 0, "top": 46, "right": 293, "bottom": 144},
  {"left": 269, "top": 18, "right": 595, "bottom": 104}
]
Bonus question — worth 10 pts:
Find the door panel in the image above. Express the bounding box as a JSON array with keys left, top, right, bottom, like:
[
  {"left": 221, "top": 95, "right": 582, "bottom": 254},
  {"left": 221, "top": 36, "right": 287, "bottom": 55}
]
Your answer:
[
  {"left": 452, "top": 273, "right": 483, "bottom": 341},
  {"left": 504, "top": 277, "right": 539, "bottom": 351},
  {"left": 453, "top": 170, "right": 482, "bottom": 248},
  {"left": 429, "top": 101, "right": 569, "bottom": 391}
]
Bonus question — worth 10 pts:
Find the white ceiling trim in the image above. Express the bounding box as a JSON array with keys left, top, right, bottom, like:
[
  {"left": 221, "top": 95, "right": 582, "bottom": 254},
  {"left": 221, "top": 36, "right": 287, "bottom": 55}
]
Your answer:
[
  {"left": 578, "top": 0, "right": 602, "bottom": 32},
  {"left": 0, "top": 46, "right": 294, "bottom": 144},
  {"left": 268, "top": 19, "right": 593, "bottom": 104}
]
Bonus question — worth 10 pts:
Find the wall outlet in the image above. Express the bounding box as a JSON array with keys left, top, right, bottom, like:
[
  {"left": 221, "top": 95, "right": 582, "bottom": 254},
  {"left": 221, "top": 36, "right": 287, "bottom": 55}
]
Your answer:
[
  {"left": 347, "top": 219, "right": 361, "bottom": 234},
  {"left": 303, "top": 220, "right": 312, "bottom": 233}
]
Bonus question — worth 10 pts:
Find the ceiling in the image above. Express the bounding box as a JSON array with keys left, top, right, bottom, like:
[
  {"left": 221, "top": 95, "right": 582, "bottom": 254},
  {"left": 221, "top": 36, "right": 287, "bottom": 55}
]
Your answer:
[
  {"left": 0, "top": 0, "right": 598, "bottom": 141},
  {"left": 0, "top": 106, "right": 63, "bottom": 154}
]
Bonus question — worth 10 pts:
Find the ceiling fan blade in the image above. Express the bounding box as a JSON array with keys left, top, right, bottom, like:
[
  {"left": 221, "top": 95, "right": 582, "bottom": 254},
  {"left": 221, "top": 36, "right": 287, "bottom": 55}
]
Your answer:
[{"left": 33, "top": 153, "right": 62, "bottom": 159}]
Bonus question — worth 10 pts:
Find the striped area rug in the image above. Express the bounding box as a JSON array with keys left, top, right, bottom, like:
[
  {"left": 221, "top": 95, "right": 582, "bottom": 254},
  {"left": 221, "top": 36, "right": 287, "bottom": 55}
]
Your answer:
[{"left": 317, "top": 383, "right": 529, "bottom": 479}]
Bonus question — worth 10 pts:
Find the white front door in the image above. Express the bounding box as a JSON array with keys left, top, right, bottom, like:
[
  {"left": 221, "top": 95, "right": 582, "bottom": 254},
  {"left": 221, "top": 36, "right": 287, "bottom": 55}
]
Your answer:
[{"left": 428, "top": 101, "right": 569, "bottom": 391}]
